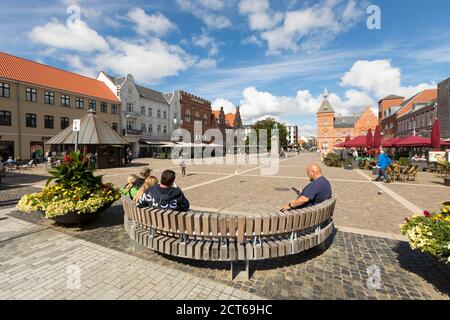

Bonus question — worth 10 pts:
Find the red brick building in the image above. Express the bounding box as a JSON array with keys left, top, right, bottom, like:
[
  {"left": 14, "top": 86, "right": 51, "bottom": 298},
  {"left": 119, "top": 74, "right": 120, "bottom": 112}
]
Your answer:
[
  {"left": 316, "top": 88, "right": 378, "bottom": 151},
  {"left": 379, "top": 89, "right": 437, "bottom": 139},
  {"left": 180, "top": 91, "right": 213, "bottom": 142}
]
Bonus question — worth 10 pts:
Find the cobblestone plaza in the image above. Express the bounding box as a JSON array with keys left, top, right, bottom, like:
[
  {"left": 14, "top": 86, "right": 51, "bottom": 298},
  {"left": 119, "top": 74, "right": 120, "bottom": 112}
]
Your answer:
[{"left": 0, "top": 152, "right": 448, "bottom": 300}]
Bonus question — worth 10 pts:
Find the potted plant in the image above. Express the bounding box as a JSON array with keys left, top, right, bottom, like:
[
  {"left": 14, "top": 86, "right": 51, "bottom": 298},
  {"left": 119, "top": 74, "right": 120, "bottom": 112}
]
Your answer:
[
  {"left": 401, "top": 202, "right": 450, "bottom": 265},
  {"left": 16, "top": 151, "right": 121, "bottom": 225},
  {"left": 438, "top": 160, "right": 450, "bottom": 187}
]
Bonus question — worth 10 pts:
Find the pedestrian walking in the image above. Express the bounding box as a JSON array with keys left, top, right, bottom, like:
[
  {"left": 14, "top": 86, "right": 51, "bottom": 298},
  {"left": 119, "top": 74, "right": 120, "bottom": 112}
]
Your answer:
[{"left": 179, "top": 155, "right": 187, "bottom": 177}]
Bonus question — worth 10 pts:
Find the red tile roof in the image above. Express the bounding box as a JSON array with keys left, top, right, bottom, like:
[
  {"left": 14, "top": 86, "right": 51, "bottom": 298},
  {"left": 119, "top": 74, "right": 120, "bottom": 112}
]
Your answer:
[
  {"left": 0, "top": 52, "right": 120, "bottom": 102},
  {"left": 225, "top": 113, "right": 236, "bottom": 126}
]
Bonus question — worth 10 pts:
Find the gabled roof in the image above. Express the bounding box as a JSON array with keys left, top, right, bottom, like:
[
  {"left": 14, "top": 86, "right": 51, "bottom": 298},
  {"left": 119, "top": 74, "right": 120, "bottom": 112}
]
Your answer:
[
  {"left": 334, "top": 116, "right": 359, "bottom": 128},
  {"left": 225, "top": 113, "right": 236, "bottom": 126},
  {"left": 0, "top": 52, "right": 119, "bottom": 102},
  {"left": 46, "top": 109, "right": 128, "bottom": 145},
  {"left": 135, "top": 85, "right": 168, "bottom": 105},
  {"left": 396, "top": 89, "right": 437, "bottom": 116},
  {"left": 317, "top": 98, "right": 334, "bottom": 113},
  {"left": 378, "top": 94, "right": 404, "bottom": 103}
]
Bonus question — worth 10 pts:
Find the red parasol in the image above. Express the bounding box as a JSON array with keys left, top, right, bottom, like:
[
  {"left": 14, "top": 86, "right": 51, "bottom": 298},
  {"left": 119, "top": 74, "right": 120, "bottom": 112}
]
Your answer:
[
  {"left": 373, "top": 125, "right": 381, "bottom": 149},
  {"left": 366, "top": 129, "right": 373, "bottom": 148},
  {"left": 345, "top": 135, "right": 351, "bottom": 143},
  {"left": 431, "top": 119, "right": 441, "bottom": 151},
  {"left": 344, "top": 136, "right": 367, "bottom": 148},
  {"left": 395, "top": 136, "right": 431, "bottom": 147}
]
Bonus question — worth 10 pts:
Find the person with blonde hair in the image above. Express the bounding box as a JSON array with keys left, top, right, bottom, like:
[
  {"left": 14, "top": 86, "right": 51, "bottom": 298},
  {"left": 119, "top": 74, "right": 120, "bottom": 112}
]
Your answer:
[
  {"left": 120, "top": 174, "right": 139, "bottom": 200},
  {"left": 134, "top": 176, "right": 159, "bottom": 202}
]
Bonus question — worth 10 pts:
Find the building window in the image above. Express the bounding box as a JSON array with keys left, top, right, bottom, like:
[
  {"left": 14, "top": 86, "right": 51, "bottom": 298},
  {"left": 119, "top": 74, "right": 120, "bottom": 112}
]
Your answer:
[
  {"left": 26, "top": 88, "right": 37, "bottom": 102},
  {"left": 157, "top": 125, "right": 161, "bottom": 133},
  {"left": 157, "top": 110, "right": 161, "bottom": 118},
  {"left": 75, "top": 97, "right": 84, "bottom": 109},
  {"left": 173, "top": 112, "right": 178, "bottom": 120},
  {"left": 0, "top": 110, "right": 11, "bottom": 126},
  {"left": 203, "top": 114, "right": 208, "bottom": 126},
  {"left": 111, "top": 104, "right": 118, "bottom": 114},
  {"left": 44, "top": 91, "right": 54, "bottom": 105},
  {"left": 60, "top": 117, "right": 69, "bottom": 129},
  {"left": 141, "top": 106, "right": 146, "bottom": 115},
  {"left": 141, "top": 123, "right": 146, "bottom": 132},
  {"left": 26, "top": 113, "right": 37, "bottom": 128},
  {"left": 0, "top": 82, "right": 10, "bottom": 98},
  {"left": 126, "top": 103, "right": 133, "bottom": 112},
  {"left": 163, "top": 111, "right": 167, "bottom": 119},
  {"left": 149, "top": 124, "right": 153, "bottom": 133},
  {"left": 185, "top": 109, "right": 191, "bottom": 124},
  {"left": 101, "top": 102, "right": 108, "bottom": 113},
  {"left": 148, "top": 108, "right": 153, "bottom": 117},
  {"left": 163, "top": 126, "right": 167, "bottom": 134},
  {"left": 195, "top": 111, "right": 200, "bottom": 121},
  {"left": 61, "top": 95, "right": 70, "bottom": 107},
  {"left": 44, "top": 115, "right": 54, "bottom": 129},
  {"left": 89, "top": 100, "right": 96, "bottom": 111},
  {"left": 112, "top": 123, "right": 118, "bottom": 131}
]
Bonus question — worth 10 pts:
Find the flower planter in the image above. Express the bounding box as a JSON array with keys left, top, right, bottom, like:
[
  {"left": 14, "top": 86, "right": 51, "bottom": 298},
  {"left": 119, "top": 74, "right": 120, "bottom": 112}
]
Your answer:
[
  {"left": 344, "top": 164, "right": 353, "bottom": 170},
  {"left": 49, "top": 203, "right": 112, "bottom": 225}
]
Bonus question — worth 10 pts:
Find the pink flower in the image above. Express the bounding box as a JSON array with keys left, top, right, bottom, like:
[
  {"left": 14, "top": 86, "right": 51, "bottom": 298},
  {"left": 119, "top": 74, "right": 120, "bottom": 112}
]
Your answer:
[{"left": 423, "top": 210, "right": 431, "bottom": 218}]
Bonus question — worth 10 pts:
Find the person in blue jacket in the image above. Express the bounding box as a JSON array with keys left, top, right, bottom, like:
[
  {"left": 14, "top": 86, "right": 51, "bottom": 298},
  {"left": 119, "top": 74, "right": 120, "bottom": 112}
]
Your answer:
[{"left": 375, "top": 149, "right": 392, "bottom": 183}]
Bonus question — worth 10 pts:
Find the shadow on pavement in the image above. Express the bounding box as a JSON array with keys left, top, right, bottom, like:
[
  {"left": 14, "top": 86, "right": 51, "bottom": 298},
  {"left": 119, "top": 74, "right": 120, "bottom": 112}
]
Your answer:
[{"left": 393, "top": 241, "right": 450, "bottom": 296}]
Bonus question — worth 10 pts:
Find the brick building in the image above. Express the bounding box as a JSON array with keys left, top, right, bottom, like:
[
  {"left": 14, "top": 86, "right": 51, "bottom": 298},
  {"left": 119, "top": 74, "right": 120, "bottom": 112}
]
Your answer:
[
  {"left": 179, "top": 91, "right": 213, "bottom": 142},
  {"left": 316, "top": 88, "right": 378, "bottom": 151},
  {"left": 379, "top": 89, "right": 437, "bottom": 139},
  {"left": 397, "top": 100, "right": 437, "bottom": 137},
  {"left": 438, "top": 77, "right": 450, "bottom": 139},
  {"left": 0, "top": 52, "right": 121, "bottom": 160}
]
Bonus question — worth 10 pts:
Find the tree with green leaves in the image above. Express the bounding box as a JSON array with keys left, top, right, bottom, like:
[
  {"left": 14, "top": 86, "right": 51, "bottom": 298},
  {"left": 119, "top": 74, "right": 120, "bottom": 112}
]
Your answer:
[{"left": 251, "top": 117, "right": 288, "bottom": 150}]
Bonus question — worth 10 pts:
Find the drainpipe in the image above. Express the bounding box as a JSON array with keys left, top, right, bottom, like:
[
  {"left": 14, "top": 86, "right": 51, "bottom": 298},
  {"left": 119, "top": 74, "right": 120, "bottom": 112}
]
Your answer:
[{"left": 16, "top": 82, "right": 22, "bottom": 159}]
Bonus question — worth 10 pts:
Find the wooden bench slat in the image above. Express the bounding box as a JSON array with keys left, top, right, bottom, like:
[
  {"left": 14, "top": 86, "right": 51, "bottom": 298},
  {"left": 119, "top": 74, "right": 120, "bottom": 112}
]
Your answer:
[
  {"left": 220, "top": 242, "right": 228, "bottom": 260},
  {"left": 202, "top": 214, "right": 210, "bottom": 236},
  {"left": 186, "top": 240, "right": 196, "bottom": 258},
  {"left": 185, "top": 212, "right": 194, "bottom": 235},
  {"left": 245, "top": 242, "right": 253, "bottom": 260},
  {"left": 237, "top": 216, "right": 245, "bottom": 243},
  {"left": 177, "top": 212, "right": 186, "bottom": 234},
  {"left": 262, "top": 214, "right": 271, "bottom": 235},
  {"left": 194, "top": 213, "right": 202, "bottom": 236},
  {"left": 254, "top": 215, "right": 262, "bottom": 236},
  {"left": 203, "top": 241, "right": 212, "bottom": 260},
  {"left": 228, "top": 216, "right": 237, "bottom": 239},
  {"left": 245, "top": 216, "right": 254, "bottom": 238},
  {"left": 219, "top": 216, "right": 227, "bottom": 237},
  {"left": 210, "top": 214, "right": 218, "bottom": 237},
  {"left": 211, "top": 242, "right": 219, "bottom": 260},
  {"left": 270, "top": 213, "right": 279, "bottom": 235},
  {"left": 262, "top": 240, "right": 270, "bottom": 259}
]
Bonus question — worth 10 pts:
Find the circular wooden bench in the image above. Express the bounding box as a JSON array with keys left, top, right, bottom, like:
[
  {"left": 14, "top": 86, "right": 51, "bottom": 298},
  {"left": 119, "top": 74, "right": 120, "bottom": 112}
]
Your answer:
[{"left": 122, "top": 198, "right": 336, "bottom": 278}]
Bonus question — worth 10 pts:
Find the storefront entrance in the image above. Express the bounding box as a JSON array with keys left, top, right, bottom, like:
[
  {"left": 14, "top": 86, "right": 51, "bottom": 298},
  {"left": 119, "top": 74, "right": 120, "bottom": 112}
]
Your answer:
[{"left": 0, "top": 141, "right": 14, "bottom": 160}]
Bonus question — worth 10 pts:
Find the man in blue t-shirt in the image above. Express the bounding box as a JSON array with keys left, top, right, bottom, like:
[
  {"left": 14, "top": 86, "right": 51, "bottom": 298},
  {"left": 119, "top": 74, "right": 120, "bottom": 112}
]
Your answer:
[{"left": 281, "top": 165, "right": 332, "bottom": 211}]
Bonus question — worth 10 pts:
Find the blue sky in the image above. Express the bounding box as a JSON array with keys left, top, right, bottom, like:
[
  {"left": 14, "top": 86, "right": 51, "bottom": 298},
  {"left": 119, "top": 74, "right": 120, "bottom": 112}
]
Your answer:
[{"left": 1, "top": 0, "right": 450, "bottom": 136}]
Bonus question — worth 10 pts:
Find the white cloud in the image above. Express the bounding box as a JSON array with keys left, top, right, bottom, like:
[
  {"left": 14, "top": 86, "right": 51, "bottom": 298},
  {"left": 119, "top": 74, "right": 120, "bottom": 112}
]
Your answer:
[
  {"left": 240, "top": 0, "right": 366, "bottom": 55},
  {"left": 341, "top": 59, "right": 436, "bottom": 98},
  {"left": 29, "top": 18, "right": 109, "bottom": 52},
  {"left": 238, "top": 0, "right": 283, "bottom": 31},
  {"left": 127, "top": 8, "right": 176, "bottom": 37},
  {"left": 199, "top": 0, "right": 224, "bottom": 10},
  {"left": 213, "top": 85, "right": 374, "bottom": 124},
  {"left": 197, "top": 58, "right": 217, "bottom": 69},
  {"left": 241, "top": 35, "right": 262, "bottom": 47},
  {"left": 192, "top": 33, "right": 220, "bottom": 56},
  {"left": 212, "top": 98, "right": 236, "bottom": 113},
  {"left": 95, "top": 37, "right": 194, "bottom": 83},
  {"left": 177, "top": 0, "right": 231, "bottom": 29},
  {"left": 63, "top": 54, "right": 96, "bottom": 77}
]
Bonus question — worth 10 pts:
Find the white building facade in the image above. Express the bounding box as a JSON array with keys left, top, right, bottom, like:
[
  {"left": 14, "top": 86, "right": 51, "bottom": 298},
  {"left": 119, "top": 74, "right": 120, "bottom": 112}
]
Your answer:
[
  {"left": 285, "top": 124, "right": 299, "bottom": 147},
  {"left": 97, "top": 72, "right": 171, "bottom": 157}
]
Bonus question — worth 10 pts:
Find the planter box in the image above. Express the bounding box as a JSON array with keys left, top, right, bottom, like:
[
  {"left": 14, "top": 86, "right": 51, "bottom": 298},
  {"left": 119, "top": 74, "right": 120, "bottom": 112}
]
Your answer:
[
  {"left": 49, "top": 203, "right": 112, "bottom": 225},
  {"left": 344, "top": 165, "right": 353, "bottom": 170}
]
